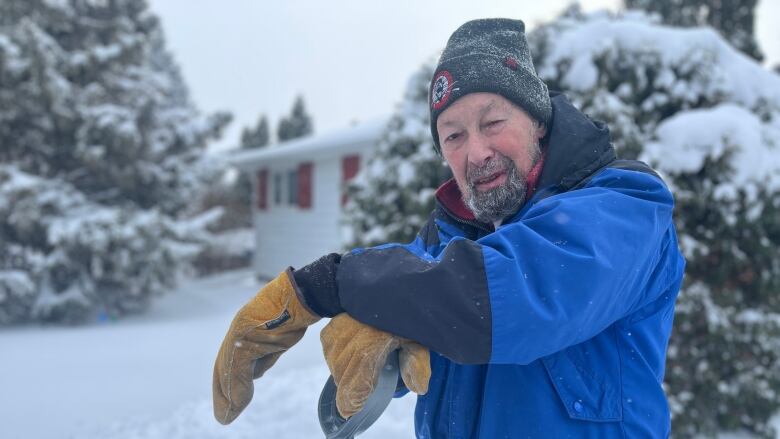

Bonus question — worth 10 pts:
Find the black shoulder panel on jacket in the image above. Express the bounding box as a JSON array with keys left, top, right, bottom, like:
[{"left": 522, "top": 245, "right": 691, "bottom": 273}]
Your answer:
[{"left": 337, "top": 240, "right": 493, "bottom": 364}]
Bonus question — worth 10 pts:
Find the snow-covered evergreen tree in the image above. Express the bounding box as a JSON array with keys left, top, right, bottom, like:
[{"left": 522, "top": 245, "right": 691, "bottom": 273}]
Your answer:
[
  {"left": 346, "top": 7, "right": 780, "bottom": 437},
  {"left": 529, "top": 8, "right": 780, "bottom": 437},
  {"left": 0, "top": 0, "right": 230, "bottom": 324},
  {"left": 344, "top": 64, "right": 450, "bottom": 247},
  {"left": 624, "top": 0, "right": 763, "bottom": 62},
  {"left": 277, "top": 95, "right": 313, "bottom": 141}
]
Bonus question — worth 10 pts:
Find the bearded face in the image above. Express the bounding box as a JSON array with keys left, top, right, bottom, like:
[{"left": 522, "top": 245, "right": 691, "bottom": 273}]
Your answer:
[
  {"left": 463, "top": 141, "right": 541, "bottom": 224},
  {"left": 436, "top": 93, "right": 546, "bottom": 225}
]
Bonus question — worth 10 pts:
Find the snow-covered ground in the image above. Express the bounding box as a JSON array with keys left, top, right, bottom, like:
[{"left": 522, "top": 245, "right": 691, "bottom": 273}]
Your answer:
[{"left": 0, "top": 269, "right": 416, "bottom": 439}]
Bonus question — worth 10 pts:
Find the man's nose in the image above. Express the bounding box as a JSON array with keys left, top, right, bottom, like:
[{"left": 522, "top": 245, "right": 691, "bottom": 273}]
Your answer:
[{"left": 467, "top": 133, "right": 494, "bottom": 167}]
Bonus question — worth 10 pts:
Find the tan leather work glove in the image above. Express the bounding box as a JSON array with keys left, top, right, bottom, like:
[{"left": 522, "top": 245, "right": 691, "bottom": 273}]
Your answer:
[
  {"left": 321, "top": 313, "right": 430, "bottom": 418},
  {"left": 213, "top": 269, "right": 319, "bottom": 425}
]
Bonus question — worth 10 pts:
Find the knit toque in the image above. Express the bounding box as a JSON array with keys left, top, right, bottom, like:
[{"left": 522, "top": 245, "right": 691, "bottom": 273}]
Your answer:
[{"left": 429, "top": 18, "right": 552, "bottom": 152}]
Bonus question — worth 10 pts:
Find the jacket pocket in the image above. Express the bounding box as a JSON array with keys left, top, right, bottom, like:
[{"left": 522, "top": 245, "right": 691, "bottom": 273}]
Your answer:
[{"left": 541, "top": 328, "right": 623, "bottom": 422}]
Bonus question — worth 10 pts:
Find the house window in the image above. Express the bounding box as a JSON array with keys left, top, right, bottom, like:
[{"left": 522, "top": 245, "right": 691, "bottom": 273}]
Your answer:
[
  {"left": 287, "top": 169, "right": 298, "bottom": 206},
  {"left": 270, "top": 163, "right": 313, "bottom": 209},
  {"left": 341, "top": 155, "right": 360, "bottom": 206}
]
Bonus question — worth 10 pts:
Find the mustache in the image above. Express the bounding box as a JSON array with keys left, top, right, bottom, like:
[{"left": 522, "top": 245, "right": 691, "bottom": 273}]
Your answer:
[{"left": 466, "top": 156, "right": 514, "bottom": 186}]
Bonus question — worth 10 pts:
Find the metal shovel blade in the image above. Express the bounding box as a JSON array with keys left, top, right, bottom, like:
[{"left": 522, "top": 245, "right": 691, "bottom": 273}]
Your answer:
[{"left": 318, "top": 350, "right": 399, "bottom": 439}]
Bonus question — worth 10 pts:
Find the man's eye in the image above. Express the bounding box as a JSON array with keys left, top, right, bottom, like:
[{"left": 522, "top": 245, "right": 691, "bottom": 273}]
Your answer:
[
  {"left": 445, "top": 132, "right": 461, "bottom": 142},
  {"left": 485, "top": 120, "right": 505, "bottom": 129}
]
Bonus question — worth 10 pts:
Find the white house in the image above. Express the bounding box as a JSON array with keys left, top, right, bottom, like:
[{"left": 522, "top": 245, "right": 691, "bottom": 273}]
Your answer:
[{"left": 229, "top": 118, "right": 388, "bottom": 280}]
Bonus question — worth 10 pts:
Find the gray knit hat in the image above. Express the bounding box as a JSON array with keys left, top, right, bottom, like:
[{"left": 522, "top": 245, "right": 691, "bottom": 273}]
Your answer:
[{"left": 429, "top": 18, "right": 552, "bottom": 152}]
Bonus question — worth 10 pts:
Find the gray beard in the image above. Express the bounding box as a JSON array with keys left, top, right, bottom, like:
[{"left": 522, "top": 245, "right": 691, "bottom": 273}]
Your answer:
[{"left": 463, "top": 144, "right": 541, "bottom": 224}]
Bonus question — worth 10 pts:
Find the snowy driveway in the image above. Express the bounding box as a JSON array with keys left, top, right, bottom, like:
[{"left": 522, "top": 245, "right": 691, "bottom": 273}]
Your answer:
[{"left": 0, "top": 269, "right": 416, "bottom": 439}]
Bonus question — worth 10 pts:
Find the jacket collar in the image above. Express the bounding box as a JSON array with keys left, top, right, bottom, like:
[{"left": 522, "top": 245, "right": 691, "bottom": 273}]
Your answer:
[{"left": 536, "top": 92, "right": 616, "bottom": 194}]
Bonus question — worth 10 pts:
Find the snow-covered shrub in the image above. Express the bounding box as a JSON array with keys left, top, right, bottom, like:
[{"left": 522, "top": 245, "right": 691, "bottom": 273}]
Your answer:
[
  {"left": 528, "top": 8, "right": 780, "bottom": 437},
  {"left": 0, "top": 0, "right": 229, "bottom": 324},
  {"left": 0, "top": 268, "right": 37, "bottom": 325},
  {"left": 0, "top": 166, "right": 212, "bottom": 323}
]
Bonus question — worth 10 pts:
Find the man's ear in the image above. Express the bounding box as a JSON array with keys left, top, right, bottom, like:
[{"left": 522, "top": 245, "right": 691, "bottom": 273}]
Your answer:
[{"left": 536, "top": 123, "right": 547, "bottom": 140}]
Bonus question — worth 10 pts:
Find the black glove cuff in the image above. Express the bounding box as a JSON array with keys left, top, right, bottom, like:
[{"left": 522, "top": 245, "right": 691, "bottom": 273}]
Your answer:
[{"left": 291, "top": 253, "right": 342, "bottom": 318}]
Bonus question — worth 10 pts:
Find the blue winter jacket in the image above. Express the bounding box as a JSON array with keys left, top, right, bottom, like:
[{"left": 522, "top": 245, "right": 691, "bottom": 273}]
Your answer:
[{"left": 294, "top": 94, "right": 686, "bottom": 438}]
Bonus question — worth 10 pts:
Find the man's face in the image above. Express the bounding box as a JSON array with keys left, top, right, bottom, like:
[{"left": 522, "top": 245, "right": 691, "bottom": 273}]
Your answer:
[{"left": 437, "top": 92, "right": 545, "bottom": 223}]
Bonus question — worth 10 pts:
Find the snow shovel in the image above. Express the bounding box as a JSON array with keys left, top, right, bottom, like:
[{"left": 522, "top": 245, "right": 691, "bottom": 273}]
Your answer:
[{"left": 318, "top": 350, "right": 400, "bottom": 439}]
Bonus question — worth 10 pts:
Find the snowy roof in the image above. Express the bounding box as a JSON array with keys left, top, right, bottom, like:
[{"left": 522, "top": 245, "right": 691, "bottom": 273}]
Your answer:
[{"left": 226, "top": 116, "right": 390, "bottom": 170}]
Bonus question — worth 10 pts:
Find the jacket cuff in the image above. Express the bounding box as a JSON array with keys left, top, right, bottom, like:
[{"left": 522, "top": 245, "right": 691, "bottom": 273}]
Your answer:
[{"left": 290, "top": 253, "right": 343, "bottom": 318}]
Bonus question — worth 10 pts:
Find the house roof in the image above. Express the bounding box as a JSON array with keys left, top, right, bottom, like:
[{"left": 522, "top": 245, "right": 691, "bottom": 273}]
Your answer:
[{"left": 226, "top": 116, "right": 390, "bottom": 170}]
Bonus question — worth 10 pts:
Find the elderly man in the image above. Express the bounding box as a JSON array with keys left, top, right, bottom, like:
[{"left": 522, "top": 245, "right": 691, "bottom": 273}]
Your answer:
[{"left": 213, "top": 18, "right": 685, "bottom": 438}]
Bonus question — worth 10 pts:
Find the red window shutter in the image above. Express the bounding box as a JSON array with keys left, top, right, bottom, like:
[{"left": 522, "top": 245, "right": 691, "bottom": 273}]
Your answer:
[
  {"left": 256, "top": 168, "right": 268, "bottom": 210},
  {"left": 341, "top": 155, "right": 360, "bottom": 206},
  {"left": 297, "top": 162, "right": 313, "bottom": 209}
]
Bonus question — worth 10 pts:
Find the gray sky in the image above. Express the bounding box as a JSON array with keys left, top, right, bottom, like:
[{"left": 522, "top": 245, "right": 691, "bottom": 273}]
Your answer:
[{"left": 147, "top": 1, "right": 780, "bottom": 153}]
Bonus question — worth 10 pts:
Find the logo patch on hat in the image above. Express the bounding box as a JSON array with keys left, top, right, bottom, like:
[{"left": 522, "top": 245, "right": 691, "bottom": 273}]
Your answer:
[
  {"left": 431, "top": 70, "right": 453, "bottom": 110},
  {"left": 504, "top": 56, "right": 518, "bottom": 70}
]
